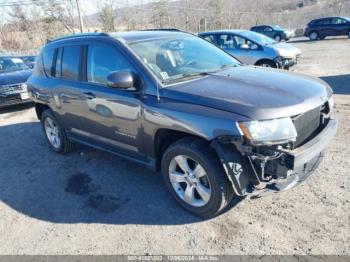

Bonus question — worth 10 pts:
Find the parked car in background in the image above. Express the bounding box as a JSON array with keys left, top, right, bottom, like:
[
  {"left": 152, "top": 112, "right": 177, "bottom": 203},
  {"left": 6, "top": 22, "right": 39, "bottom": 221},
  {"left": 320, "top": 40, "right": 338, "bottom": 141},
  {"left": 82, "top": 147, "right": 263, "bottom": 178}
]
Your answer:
[
  {"left": 19, "top": 55, "right": 37, "bottom": 69},
  {"left": 305, "top": 17, "right": 350, "bottom": 40},
  {"left": 250, "top": 25, "right": 294, "bottom": 41},
  {"left": 199, "top": 30, "right": 301, "bottom": 69},
  {"left": 0, "top": 56, "right": 32, "bottom": 108},
  {"left": 28, "top": 31, "right": 336, "bottom": 217}
]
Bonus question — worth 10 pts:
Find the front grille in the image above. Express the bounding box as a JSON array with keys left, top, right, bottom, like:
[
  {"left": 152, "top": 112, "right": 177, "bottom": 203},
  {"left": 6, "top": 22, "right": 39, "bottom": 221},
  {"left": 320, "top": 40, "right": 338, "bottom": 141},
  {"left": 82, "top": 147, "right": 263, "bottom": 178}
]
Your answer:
[
  {"left": 0, "top": 93, "right": 22, "bottom": 105},
  {"left": 292, "top": 107, "right": 321, "bottom": 148},
  {"left": 0, "top": 83, "right": 24, "bottom": 94}
]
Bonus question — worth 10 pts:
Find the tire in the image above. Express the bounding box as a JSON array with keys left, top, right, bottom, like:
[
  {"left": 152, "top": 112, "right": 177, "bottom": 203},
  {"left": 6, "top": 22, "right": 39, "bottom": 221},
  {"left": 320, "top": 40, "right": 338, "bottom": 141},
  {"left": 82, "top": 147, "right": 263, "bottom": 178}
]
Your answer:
[
  {"left": 41, "top": 109, "right": 74, "bottom": 154},
  {"left": 274, "top": 35, "right": 281, "bottom": 42},
  {"left": 309, "top": 31, "right": 319, "bottom": 41},
  {"left": 256, "top": 60, "right": 277, "bottom": 68},
  {"left": 161, "top": 137, "right": 234, "bottom": 218},
  {"left": 347, "top": 30, "right": 350, "bottom": 39}
]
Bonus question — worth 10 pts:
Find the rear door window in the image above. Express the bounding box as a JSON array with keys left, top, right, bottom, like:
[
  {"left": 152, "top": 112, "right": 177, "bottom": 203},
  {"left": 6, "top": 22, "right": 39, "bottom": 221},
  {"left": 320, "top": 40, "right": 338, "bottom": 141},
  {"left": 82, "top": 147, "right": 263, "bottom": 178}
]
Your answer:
[
  {"left": 315, "top": 19, "right": 330, "bottom": 25},
  {"left": 61, "top": 45, "right": 81, "bottom": 81},
  {"left": 54, "top": 48, "right": 63, "bottom": 78},
  {"left": 42, "top": 48, "right": 55, "bottom": 76}
]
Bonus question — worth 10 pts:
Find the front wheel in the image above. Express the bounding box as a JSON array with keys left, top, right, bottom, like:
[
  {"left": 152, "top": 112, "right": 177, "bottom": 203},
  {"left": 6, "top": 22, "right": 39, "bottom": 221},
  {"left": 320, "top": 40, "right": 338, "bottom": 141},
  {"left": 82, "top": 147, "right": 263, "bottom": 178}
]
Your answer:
[
  {"left": 161, "top": 138, "right": 234, "bottom": 217},
  {"left": 347, "top": 30, "right": 350, "bottom": 38}
]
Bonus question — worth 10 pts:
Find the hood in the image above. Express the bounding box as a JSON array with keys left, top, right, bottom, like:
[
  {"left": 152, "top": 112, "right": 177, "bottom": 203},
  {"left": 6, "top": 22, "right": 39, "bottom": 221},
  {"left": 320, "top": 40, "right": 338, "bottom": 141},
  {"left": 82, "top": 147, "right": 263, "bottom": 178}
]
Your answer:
[
  {"left": 270, "top": 42, "right": 301, "bottom": 58},
  {"left": 0, "top": 69, "right": 32, "bottom": 86},
  {"left": 161, "top": 66, "right": 332, "bottom": 120}
]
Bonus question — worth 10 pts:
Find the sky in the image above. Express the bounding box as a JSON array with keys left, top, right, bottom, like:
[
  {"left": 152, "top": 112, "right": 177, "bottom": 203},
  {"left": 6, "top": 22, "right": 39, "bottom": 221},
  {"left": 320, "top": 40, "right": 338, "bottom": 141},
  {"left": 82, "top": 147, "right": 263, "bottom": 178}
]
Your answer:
[{"left": 0, "top": 0, "right": 153, "bottom": 23}]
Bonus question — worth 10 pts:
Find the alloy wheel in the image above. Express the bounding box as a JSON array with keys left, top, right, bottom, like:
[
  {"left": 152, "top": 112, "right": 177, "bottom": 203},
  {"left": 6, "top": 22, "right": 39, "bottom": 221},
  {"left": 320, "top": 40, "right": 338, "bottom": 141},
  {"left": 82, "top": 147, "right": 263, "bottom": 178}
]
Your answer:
[
  {"left": 44, "top": 117, "right": 61, "bottom": 149},
  {"left": 310, "top": 32, "right": 318, "bottom": 40},
  {"left": 168, "top": 155, "right": 211, "bottom": 207}
]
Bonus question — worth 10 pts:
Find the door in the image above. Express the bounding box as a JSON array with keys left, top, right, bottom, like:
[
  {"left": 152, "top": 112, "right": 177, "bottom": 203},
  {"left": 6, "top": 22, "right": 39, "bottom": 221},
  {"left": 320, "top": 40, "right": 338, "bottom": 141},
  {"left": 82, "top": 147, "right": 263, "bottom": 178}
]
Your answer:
[
  {"left": 79, "top": 42, "right": 144, "bottom": 156},
  {"left": 262, "top": 26, "right": 274, "bottom": 38},
  {"left": 316, "top": 18, "right": 332, "bottom": 37},
  {"left": 218, "top": 34, "right": 261, "bottom": 65},
  {"left": 57, "top": 42, "right": 144, "bottom": 158},
  {"left": 330, "top": 17, "right": 349, "bottom": 36}
]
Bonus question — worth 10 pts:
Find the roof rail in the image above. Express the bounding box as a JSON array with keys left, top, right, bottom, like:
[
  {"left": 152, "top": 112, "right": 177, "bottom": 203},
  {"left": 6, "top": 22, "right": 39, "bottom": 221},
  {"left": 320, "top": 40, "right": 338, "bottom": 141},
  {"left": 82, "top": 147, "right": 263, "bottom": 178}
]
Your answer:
[
  {"left": 47, "top": 32, "right": 109, "bottom": 43},
  {"left": 140, "top": 28, "right": 195, "bottom": 36},
  {"left": 141, "top": 28, "right": 182, "bottom": 32}
]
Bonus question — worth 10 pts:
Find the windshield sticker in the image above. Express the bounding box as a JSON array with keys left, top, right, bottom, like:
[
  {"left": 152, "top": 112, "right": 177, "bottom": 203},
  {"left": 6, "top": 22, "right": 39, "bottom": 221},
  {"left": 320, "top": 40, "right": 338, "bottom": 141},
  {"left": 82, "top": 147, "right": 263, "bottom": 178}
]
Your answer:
[{"left": 160, "top": 71, "right": 169, "bottom": 80}]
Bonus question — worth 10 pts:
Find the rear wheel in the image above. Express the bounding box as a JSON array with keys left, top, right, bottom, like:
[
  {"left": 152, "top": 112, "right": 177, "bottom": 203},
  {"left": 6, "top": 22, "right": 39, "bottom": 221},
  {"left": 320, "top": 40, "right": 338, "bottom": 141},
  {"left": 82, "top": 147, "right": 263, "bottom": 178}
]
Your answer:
[
  {"left": 41, "top": 109, "right": 74, "bottom": 154},
  {"left": 309, "top": 31, "right": 319, "bottom": 41},
  {"left": 161, "top": 138, "right": 234, "bottom": 217}
]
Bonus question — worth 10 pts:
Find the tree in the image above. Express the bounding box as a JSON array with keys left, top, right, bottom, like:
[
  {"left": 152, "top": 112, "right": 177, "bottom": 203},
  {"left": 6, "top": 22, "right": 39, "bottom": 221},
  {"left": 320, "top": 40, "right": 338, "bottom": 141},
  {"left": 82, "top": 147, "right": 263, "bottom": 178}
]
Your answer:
[
  {"left": 43, "top": 0, "right": 77, "bottom": 34},
  {"left": 100, "top": 3, "right": 116, "bottom": 32},
  {"left": 151, "top": 0, "right": 170, "bottom": 28}
]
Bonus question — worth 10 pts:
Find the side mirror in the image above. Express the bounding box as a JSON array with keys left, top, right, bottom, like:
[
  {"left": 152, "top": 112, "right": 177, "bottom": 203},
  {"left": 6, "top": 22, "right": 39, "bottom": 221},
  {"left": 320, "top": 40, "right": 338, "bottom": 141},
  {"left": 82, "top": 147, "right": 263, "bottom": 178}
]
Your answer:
[
  {"left": 241, "top": 44, "right": 250, "bottom": 50},
  {"left": 107, "top": 71, "right": 134, "bottom": 89}
]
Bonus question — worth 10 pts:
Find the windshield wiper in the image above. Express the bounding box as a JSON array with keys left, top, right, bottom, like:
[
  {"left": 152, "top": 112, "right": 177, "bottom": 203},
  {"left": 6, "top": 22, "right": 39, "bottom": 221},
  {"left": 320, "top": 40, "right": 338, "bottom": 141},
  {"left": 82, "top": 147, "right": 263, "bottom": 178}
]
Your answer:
[
  {"left": 161, "top": 71, "right": 213, "bottom": 84},
  {"left": 161, "top": 64, "right": 239, "bottom": 85}
]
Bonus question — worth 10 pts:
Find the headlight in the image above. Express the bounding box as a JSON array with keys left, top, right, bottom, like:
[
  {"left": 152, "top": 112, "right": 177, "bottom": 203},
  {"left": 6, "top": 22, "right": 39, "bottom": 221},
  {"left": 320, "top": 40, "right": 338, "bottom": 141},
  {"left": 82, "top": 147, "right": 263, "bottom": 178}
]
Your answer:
[
  {"left": 21, "top": 83, "right": 28, "bottom": 91},
  {"left": 238, "top": 117, "right": 297, "bottom": 145},
  {"left": 328, "top": 97, "right": 334, "bottom": 112},
  {"left": 275, "top": 48, "right": 283, "bottom": 56}
]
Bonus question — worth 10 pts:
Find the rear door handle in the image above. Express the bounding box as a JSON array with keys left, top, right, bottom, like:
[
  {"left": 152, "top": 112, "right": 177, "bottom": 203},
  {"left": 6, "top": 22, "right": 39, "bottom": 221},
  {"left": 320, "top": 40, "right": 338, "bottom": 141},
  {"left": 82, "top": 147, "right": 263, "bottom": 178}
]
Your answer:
[{"left": 84, "top": 92, "right": 96, "bottom": 100}]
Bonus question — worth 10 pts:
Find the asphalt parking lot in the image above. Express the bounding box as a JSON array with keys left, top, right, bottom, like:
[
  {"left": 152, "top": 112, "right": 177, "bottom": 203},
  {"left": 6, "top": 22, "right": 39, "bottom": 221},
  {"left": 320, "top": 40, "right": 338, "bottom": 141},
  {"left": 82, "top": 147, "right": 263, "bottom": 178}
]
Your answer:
[{"left": 0, "top": 37, "right": 349, "bottom": 255}]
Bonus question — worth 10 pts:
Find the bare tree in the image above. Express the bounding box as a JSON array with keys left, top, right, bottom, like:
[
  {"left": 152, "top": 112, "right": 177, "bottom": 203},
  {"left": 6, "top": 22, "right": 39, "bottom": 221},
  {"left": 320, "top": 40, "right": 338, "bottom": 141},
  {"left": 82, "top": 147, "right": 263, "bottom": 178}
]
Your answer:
[
  {"left": 99, "top": 2, "right": 116, "bottom": 32},
  {"left": 43, "top": 0, "right": 76, "bottom": 34},
  {"left": 151, "top": 0, "right": 170, "bottom": 28}
]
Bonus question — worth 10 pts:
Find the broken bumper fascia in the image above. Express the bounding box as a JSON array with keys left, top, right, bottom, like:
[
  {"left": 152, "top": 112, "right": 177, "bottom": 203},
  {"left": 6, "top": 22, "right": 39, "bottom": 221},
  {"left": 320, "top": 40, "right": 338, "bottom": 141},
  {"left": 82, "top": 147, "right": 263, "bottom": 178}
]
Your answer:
[{"left": 212, "top": 118, "right": 338, "bottom": 197}]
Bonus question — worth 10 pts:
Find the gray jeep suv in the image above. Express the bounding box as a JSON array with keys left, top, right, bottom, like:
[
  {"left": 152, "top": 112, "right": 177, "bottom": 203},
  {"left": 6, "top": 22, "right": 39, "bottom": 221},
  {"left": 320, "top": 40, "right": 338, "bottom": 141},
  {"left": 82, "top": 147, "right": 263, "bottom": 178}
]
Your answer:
[{"left": 28, "top": 31, "right": 337, "bottom": 217}]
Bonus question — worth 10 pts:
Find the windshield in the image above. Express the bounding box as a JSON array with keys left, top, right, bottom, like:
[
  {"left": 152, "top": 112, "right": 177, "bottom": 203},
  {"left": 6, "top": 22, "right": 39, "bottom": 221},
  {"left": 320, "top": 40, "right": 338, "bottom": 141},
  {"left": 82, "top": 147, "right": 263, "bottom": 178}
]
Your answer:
[
  {"left": 240, "top": 31, "right": 277, "bottom": 45},
  {"left": 272, "top": 25, "right": 283, "bottom": 30},
  {"left": 0, "top": 57, "right": 29, "bottom": 73},
  {"left": 126, "top": 36, "right": 240, "bottom": 84},
  {"left": 23, "top": 56, "right": 36, "bottom": 62}
]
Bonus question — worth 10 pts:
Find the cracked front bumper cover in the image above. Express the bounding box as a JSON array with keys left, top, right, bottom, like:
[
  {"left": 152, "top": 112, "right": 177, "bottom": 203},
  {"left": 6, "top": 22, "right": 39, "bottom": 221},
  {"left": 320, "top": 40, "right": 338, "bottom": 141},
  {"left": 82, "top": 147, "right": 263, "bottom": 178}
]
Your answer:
[{"left": 214, "top": 118, "right": 338, "bottom": 197}]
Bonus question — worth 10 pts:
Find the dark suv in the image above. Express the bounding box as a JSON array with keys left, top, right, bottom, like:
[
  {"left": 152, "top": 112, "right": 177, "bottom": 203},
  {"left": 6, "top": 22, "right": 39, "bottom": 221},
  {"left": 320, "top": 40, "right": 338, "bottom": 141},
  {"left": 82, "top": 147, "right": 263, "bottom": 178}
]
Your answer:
[
  {"left": 28, "top": 32, "right": 337, "bottom": 217},
  {"left": 305, "top": 17, "right": 350, "bottom": 40},
  {"left": 250, "top": 25, "right": 294, "bottom": 42},
  {"left": 0, "top": 56, "right": 32, "bottom": 108}
]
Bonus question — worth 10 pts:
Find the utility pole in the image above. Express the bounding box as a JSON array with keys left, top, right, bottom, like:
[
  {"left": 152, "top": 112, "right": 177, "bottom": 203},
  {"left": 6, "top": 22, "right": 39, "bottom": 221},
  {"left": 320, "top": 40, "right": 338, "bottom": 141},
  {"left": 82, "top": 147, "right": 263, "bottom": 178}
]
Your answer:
[
  {"left": 338, "top": 2, "right": 343, "bottom": 16},
  {"left": 76, "top": 0, "right": 84, "bottom": 33}
]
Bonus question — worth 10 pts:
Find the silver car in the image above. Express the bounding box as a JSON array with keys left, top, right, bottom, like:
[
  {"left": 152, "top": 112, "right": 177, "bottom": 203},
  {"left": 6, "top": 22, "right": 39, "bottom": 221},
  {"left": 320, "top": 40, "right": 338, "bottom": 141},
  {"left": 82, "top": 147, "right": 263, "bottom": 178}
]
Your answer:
[{"left": 198, "top": 30, "right": 301, "bottom": 69}]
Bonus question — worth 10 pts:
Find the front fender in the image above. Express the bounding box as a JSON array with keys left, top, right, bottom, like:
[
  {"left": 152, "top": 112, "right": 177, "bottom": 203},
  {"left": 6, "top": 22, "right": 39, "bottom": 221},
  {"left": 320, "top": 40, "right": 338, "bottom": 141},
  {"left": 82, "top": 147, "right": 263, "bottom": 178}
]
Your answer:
[{"left": 143, "top": 97, "right": 249, "bottom": 141}]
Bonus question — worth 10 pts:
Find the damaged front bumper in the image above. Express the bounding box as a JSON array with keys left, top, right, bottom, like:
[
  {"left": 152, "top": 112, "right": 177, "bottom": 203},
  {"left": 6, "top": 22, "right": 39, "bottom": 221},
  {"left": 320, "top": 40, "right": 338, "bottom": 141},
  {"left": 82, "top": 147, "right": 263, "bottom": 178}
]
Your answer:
[
  {"left": 212, "top": 118, "right": 338, "bottom": 198},
  {"left": 275, "top": 55, "right": 301, "bottom": 69}
]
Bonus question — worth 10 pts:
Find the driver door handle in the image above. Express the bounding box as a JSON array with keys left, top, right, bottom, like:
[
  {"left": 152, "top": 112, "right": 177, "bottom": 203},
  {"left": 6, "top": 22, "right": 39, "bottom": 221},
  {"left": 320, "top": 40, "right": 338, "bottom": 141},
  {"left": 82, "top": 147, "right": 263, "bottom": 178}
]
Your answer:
[{"left": 84, "top": 92, "right": 96, "bottom": 100}]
